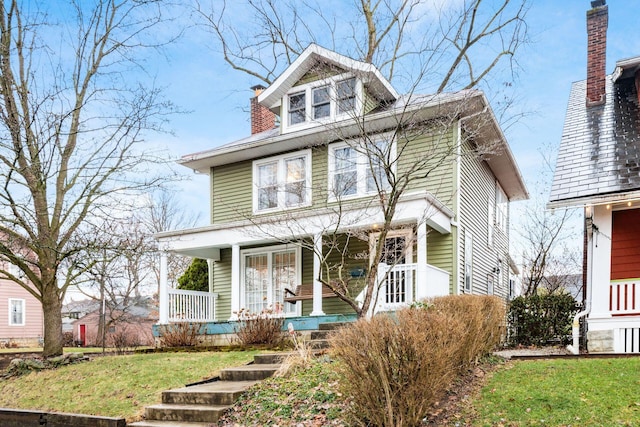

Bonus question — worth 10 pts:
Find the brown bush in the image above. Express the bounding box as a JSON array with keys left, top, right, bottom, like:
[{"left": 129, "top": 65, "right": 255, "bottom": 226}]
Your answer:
[
  {"left": 330, "top": 309, "right": 465, "bottom": 427},
  {"left": 159, "top": 322, "right": 201, "bottom": 347},
  {"left": 234, "top": 309, "right": 285, "bottom": 347},
  {"left": 429, "top": 295, "right": 506, "bottom": 367}
]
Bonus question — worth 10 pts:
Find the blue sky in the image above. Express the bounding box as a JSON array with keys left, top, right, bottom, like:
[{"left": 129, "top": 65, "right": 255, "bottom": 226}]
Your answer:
[{"left": 151, "top": 0, "right": 640, "bottom": 227}]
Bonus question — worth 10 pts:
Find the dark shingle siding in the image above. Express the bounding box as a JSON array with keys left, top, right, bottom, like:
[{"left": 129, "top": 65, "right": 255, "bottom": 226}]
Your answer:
[{"left": 550, "top": 75, "right": 640, "bottom": 204}]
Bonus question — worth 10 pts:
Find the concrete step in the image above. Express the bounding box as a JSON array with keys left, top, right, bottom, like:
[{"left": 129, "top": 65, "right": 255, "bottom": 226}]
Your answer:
[
  {"left": 219, "top": 363, "right": 280, "bottom": 381},
  {"left": 308, "top": 339, "right": 330, "bottom": 350},
  {"left": 162, "top": 380, "right": 258, "bottom": 406},
  {"left": 253, "top": 353, "right": 291, "bottom": 365},
  {"left": 310, "top": 330, "right": 331, "bottom": 340},
  {"left": 128, "top": 420, "right": 212, "bottom": 427},
  {"left": 318, "top": 322, "right": 350, "bottom": 331},
  {"left": 144, "top": 403, "right": 227, "bottom": 423}
]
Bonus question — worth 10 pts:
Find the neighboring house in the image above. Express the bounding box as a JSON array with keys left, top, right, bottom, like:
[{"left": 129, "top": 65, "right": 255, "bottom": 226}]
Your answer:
[
  {"left": 72, "top": 296, "right": 157, "bottom": 347},
  {"left": 155, "top": 44, "right": 528, "bottom": 331},
  {"left": 62, "top": 299, "right": 101, "bottom": 334},
  {"left": 0, "top": 260, "right": 43, "bottom": 347},
  {"left": 549, "top": 1, "right": 640, "bottom": 353}
]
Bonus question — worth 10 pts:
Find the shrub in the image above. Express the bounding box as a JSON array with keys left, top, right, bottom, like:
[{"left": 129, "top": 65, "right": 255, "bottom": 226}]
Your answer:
[
  {"left": 159, "top": 322, "right": 201, "bottom": 347},
  {"left": 507, "top": 293, "right": 579, "bottom": 346},
  {"left": 330, "top": 295, "right": 506, "bottom": 427},
  {"left": 234, "top": 308, "right": 286, "bottom": 347},
  {"left": 106, "top": 326, "right": 142, "bottom": 354},
  {"left": 430, "top": 295, "right": 506, "bottom": 366},
  {"left": 62, "top": 332, "right": 74, "bottom": 347},
  {"left": 330, "top": 309, "right": 465, "bottom": 427}
]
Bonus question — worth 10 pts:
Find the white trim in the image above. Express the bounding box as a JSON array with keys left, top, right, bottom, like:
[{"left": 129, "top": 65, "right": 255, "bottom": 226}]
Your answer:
[
  {"left": 281, "top": 73, "right": 363, "bottom": 133},
  {"left": 327, "top": 133, "right": 396, "bottom": 202},
  {"left": 310, "top": 233, "right": 325, "bottom": 316},
  {"left": 252, "top": 149, "right": 312, "bottom": 214},
  {"left": 239, "top": 244, "right": 302, "bottom": 317},
  {"left": 258, "top": 43, "right": 398, "bottom": 110},
  {"left": 369, "top": 228, "right": 414, "bottom": 265},
  {"left": 230, "top": 244, "right": 241, "bottom": 320},
  {"left": 8, "top": 298, "right": 25, "bottom": 326},
  {"left": 455, "top": 120, "right": 463, "bottom": 294}
]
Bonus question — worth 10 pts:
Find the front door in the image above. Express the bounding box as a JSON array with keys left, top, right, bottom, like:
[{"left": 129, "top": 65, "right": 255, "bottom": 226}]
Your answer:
[
  {"left": 243, "top": 247, "right": 299, "bottom": 316},
  {"left": 371, "top": 229, "right": 414, "bottom": 309},
  {"left": 79, "top": 324, "right": 86, "bottom": 346}
]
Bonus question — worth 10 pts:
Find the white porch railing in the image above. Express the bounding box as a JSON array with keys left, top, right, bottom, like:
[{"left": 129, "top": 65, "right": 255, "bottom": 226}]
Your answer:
[
  {"left": 375, "top": 263, "right": 451, "bottom": 312},
  {"left": 610, "top": 280, "right": 640, "bottom": 316},
  {"left": 168, "top": 289, "right": 217, "bottom": 322}
]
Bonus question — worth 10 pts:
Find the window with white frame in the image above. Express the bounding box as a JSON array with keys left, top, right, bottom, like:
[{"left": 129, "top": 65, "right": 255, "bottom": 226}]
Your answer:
[
  {"left": 329, "top": 137, "right": 393, "bottom": 199},
  {"left": 242, "top": 246, "right": 300, "bottom": 316},
  {"left": 283, "top": 76, "right": 359, "bottom": 130},
  {"left": 495, "top": 183, "right": 508, "bottom": 232},
  {"left": 9, "top": 299, "right": 24, "bottom": 326},
  {"left": 253, "top": 150, "right": 312, "bottom": 212},
  {"left": 464, "top": 231, "right": 473, "bottom": 293}
]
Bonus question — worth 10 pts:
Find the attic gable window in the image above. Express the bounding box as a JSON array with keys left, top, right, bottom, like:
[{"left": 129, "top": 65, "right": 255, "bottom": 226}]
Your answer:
[
  {"left": 283, "top": 76, "right": 360, "bottom": 132},
  {"left": 253, "top": 150, "right": 312, "bottom": 213},
  {"left": 337, "top": 78, "right": 356, "bottom": 114},
  {"left": 288, "top": 91, "right": 306, "bottom": 125}
]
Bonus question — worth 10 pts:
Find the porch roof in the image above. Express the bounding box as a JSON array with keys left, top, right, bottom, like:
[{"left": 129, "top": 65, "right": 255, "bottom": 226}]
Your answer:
[{"left": 155, "top": 190, "right": 454, "bottom": 259}]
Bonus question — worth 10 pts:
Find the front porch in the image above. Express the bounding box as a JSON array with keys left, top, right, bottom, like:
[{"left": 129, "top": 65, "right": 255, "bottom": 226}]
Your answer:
[
  {"left": 156, "top": 191, "right": 456, "bottom": 328},
  {"left": 158, "top": 261, "right": 450, "bottom": 325}
]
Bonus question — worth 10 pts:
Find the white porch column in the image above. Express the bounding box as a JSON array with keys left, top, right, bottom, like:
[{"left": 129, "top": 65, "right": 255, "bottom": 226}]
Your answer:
[
  {"left": 158, "top": 251, "right": 169, "bottom": 324},
  {"left": 207, "top": 259, "right": 215, "bottom": 321},
  {"left": 591, "top": 205, "right": 613, "bottom": 318},
  {"left": 416, "top": 221, "right": 428, "bottom": 300},
  {"left": 310, "top": 233, "right": 325, "bottom": 316},
  {"left": 230, "top": 244, "right": 241, "bottom": 320}
]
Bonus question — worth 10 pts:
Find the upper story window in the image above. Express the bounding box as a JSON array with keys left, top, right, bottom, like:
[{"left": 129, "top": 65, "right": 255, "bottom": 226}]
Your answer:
[
  {"left": 495, "top": 183, "right": 508, "bottom": 232},
  {"left": 282, "top": 75, "right": 360, "bottom": 133},
  {"left": 9, "top": 299, "right": 24, "bottom": 326},
  {"left": 328, "top": 136, "right": 394, "bottom": 200},
  {"left": 253, "top": 150, "right": 312, "bottom": 213}
]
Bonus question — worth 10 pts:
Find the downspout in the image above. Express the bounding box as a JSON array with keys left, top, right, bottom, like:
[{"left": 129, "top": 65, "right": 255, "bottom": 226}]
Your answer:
[{"left": 567, "top": 206, "right": 593, "bottom": 355}]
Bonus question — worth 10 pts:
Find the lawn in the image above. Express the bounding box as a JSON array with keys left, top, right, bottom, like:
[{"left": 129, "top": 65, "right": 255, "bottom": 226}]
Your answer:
[
  {"left": 0, "top": 350, "right": 257, "bottom": 422},
  {"left": 220, "top": 356, "right": 640, "bottom": 426},
  {"left": 471, "top": 357, "right": 640, "bottom": 426},
  {"left": 1, "top": 351, "right": 638, "bottom": 426}
]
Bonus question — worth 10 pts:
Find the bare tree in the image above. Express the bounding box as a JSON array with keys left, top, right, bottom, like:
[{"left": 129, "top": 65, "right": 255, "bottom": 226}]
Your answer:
[
  {"left": 515, "top": 147, "right": 581, "bottom": 296},
  {"left": 0, "top": 0, "right": 179, "bottom": 357},
  {"left": 195, "top": 0, "right": 529, "bottom": 92}
]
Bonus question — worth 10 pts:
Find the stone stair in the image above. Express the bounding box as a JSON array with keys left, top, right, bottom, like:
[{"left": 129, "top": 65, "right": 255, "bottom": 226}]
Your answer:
[
  {"left": 128, "top": 353, "right": 287, "bottom": 427},
  {"left": 308, "top": 321, "right": 348, "bottom": 349},
  {"left": 128, "top": 323, "right": 349, "bottom": 427}
]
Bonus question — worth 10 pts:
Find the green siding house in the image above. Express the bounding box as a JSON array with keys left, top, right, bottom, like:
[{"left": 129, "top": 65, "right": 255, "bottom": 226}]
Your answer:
[{"left": 155, "top": 44, "right": 528, "bottom": 329}]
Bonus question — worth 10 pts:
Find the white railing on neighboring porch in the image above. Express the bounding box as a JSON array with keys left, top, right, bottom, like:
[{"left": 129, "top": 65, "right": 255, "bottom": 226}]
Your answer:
[
  {"left": 610, "top": 280, "right": 640, "bottom": 316},
  {"left": 375, "top": 263, "right": 451, "bottom": 312},
  {"left": 168, "top": 289, "right": 217, "bottom": 322}
]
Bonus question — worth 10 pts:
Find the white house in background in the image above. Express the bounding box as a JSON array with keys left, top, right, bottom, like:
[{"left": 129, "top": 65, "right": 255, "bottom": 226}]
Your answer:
[
  {"left": 155, "top": 44, "right": 528, "bottom": 331},
  {"left": 549, "top": 0, "right": 640, "bottom": 353}
]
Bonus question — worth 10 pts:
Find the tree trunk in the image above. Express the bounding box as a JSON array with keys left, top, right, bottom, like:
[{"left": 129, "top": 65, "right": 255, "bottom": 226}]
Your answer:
[{"left": 42, "top": 287, "right": 64, "bottom": 357}]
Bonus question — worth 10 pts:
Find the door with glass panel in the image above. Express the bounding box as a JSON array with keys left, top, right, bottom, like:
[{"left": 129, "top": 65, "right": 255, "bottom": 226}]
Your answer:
[{"left": 244, "top": 249, "right": 298, "bottom": 316}]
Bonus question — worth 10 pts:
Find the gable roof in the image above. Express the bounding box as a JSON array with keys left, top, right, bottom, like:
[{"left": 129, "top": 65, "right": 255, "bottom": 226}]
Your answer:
[
  {"left": 257, "top": 43, "right": 399, "bottom": 110},
  {"left": 549, "top": 56, "right": 640, "bottom": 209}
]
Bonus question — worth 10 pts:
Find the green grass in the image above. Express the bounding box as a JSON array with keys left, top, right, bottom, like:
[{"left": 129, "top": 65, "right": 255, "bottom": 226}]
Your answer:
[
  {"left": 0, "top": 350, "right": 257, "bottom": 422},
  {"left": 472, "top": 358, "right": 640, "bottom": 426},
  {"left": 220, "top": 357, "right": 346, "bottom": 426}
]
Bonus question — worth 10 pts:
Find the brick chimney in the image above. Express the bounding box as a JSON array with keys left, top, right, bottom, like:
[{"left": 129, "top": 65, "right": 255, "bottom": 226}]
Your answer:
[
  {"left": 250, "top": 85, "right": 276, "bottom": 135},
  {"left": 586, "top": 0, "right": 608, "bottom": 107}
]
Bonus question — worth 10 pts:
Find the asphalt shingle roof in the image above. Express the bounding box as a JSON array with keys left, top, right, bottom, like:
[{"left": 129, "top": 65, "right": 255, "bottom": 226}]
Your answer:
[{"left": 549, "top": 74, "right": 640, "bottom": 208}]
